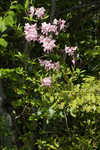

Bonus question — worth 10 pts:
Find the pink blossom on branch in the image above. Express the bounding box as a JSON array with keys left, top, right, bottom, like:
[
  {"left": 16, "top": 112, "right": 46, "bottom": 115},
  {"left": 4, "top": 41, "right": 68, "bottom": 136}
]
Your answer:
[
  {"left": 24, "top": 23, "right": 38, "bottom": 42},
  {"left": 38, "top": 59, "right": 60, "bottom": 71},
  {"left": 53, "top": 19, "right": 58, "bottom": 25},
  {"left": 35, "top": 7, "right": 45, "bottom": 18},
  {"left": 43, "top": 38, "right": 56, "bottom": 53},
  {"left": 71, "top": 46, "right": 77, "bottom": 51},
  {"left": 41, "top": 22, "right": 51, "bottom": 35},
  {"left": 50, "top": 24, "right": 58, "bottom": 35},
  {"left": 58, "top": 19, "right": 66, "bottom": 31},
  {"left": 53, "top": 18, "right": 67, "bottom": 31},
  {"left": 28, "top": 6, "right": 35, "bottom": 17},
  {"left": 65, "top": 46, "right": 77, "bottom": 56},
  {"left": 24, "top": 7, "right": 73, "bottom": 87},
  {"left": 41, "top": 22, "right": 58, "bottom": 35},
  {"left": 39, "top": 36, "right": 56, "bottom": 53},
  {"left": 39, "top": 35, "right": 45, "bottom": 43},
  {"left": 65, "top": 46, "right": 77, "bottom": 65},
  {"left": 41, "top": 77, "right": 52, "bottom": 86},
  {"left": 72, "top": 58, "right": 75, "bottom": 65}
]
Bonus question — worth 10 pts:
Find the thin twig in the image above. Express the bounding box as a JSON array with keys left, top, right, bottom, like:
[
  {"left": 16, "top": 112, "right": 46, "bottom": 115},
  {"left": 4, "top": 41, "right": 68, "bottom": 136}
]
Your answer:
[
  {"left": 64, "top": 111, "right": 69, "bottom": 130},
  {"left": 64, "top": 111, "right": 72, "bottom": 137}
]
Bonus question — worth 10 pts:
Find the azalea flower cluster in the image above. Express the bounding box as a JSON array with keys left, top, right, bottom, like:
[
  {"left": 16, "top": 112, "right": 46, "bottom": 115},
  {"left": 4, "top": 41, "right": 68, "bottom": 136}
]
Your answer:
[
  {"left": 41, "top": 22, "right": 58, "bottom": 35},
  {"left": 53, "top": 19, "right": 66, "bottom": 31},
  {"left": 29, "top": 6, "right": 45, "bottom": 18},
  {"left": 39, "top": 35, "right": 56, "bottom": 53},
  {"left": 65, "top": 46, "right": 77, "bottom": 65},
  {"left": 65, "top": 46, "right": 77, "bottom": 56},
  {"left": 24, "top": 6, "right": 77, "bottom": 87},
  {"left": 38, "top": 59, "right": 59, "bottom": 71},
  {"left": 24, "top": 23, "right": 38, "bottom": 41},
  {"left": 41, "top": 77, "right": 52, "bottom": 87}
]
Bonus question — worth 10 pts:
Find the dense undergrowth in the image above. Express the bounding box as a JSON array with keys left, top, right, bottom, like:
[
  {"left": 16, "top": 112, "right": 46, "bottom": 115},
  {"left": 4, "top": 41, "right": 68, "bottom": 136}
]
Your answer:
[{"left": 0, "top": 0, "right": 100, "bottom": 149}]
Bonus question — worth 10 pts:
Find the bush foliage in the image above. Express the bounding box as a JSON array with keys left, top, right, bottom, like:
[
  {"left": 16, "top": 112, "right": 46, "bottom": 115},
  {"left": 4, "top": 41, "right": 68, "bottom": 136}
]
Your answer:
[{"left": 0, "top": 0, "right": 100, "bottom": 149}]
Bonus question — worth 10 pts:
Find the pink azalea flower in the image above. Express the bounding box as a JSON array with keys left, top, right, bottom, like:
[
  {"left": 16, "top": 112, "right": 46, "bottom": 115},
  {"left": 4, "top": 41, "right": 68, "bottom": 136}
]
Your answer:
[
  {"left": 65, "top": 46, "right": 77, "bottom": 56},
  {"left": 41, "top": 22, "right": 51, "bottom": 35},
  {"left": 53, "top": 19, "right": 58, "bottom": 25},
  {"left": 65, "top": 46, "right": 72, "bottom": 56},
  {"left": 39, "top": 59, "right": 60, "bottom": 71},
  {"left": 41, "top": 77, "right": 52, "bottom": 86},
  {"left": 29, "top": 6, "right": 35, "bottom": 16},
  {"left": 72, "top": 58, "right": 75, "bottom": 65},
  {"left": 39, "top": 35, "right": 45, "bottom": 43},
  {"left": 35, "top": 7, "right": 45, "bottom": 18},
  {"left": 39, "top": 36, "right": 56, "bottom": 53},
  {"left": 43, "top": 37, "right": 56, "bottom": 53},
  {"left": 58, "top": 19, "right": 66, "bottom": 30},
  {"left": 71, "top": 46, "right": 77, "bottom": 51},
  {"left": 50, "top": 24, "right": 58, "bottom": 35},
  {"left": 24, "top": 23, "right": 38, "bottom": 42},
  {"left": 41, "top": 22, "right": 58, "bottom": 35}
]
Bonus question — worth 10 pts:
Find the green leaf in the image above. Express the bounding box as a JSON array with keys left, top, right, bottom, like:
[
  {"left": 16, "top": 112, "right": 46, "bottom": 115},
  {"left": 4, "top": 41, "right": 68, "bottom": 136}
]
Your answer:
[
  {"left": 10, "top": 4, "right": 24, "bottom": 12},
  {"left": 0, "top": 68, "right": 14, "bottom": 78},
  {"left": 0, "top": 17, "right": 7, "bottom": 32},
  {"left": 42, "top": 15, "right": 49, "bottom": 20},
  {"left": 49, "top": 108, "right": 54, "bottom": 118},
  {"left": 4, "top": 15, "right": 15, "bottom": 27},
  {"left": 50, "top": 96, "right": 54, "bottom": 103},
  {"left": 25, "top": 0, "right": 29, "bottom": 10},
  {"left": 0, "top": 38, "right": 8, "bottom": 47},
  {"left": 85, "top": 47, "right": 100, "bottom": 57},
  {"left": 15, "top": 67, "right": 24, "bottom": 75},
  {"left": 47, "top": 144, "right": 56, "bottom": 150}
]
